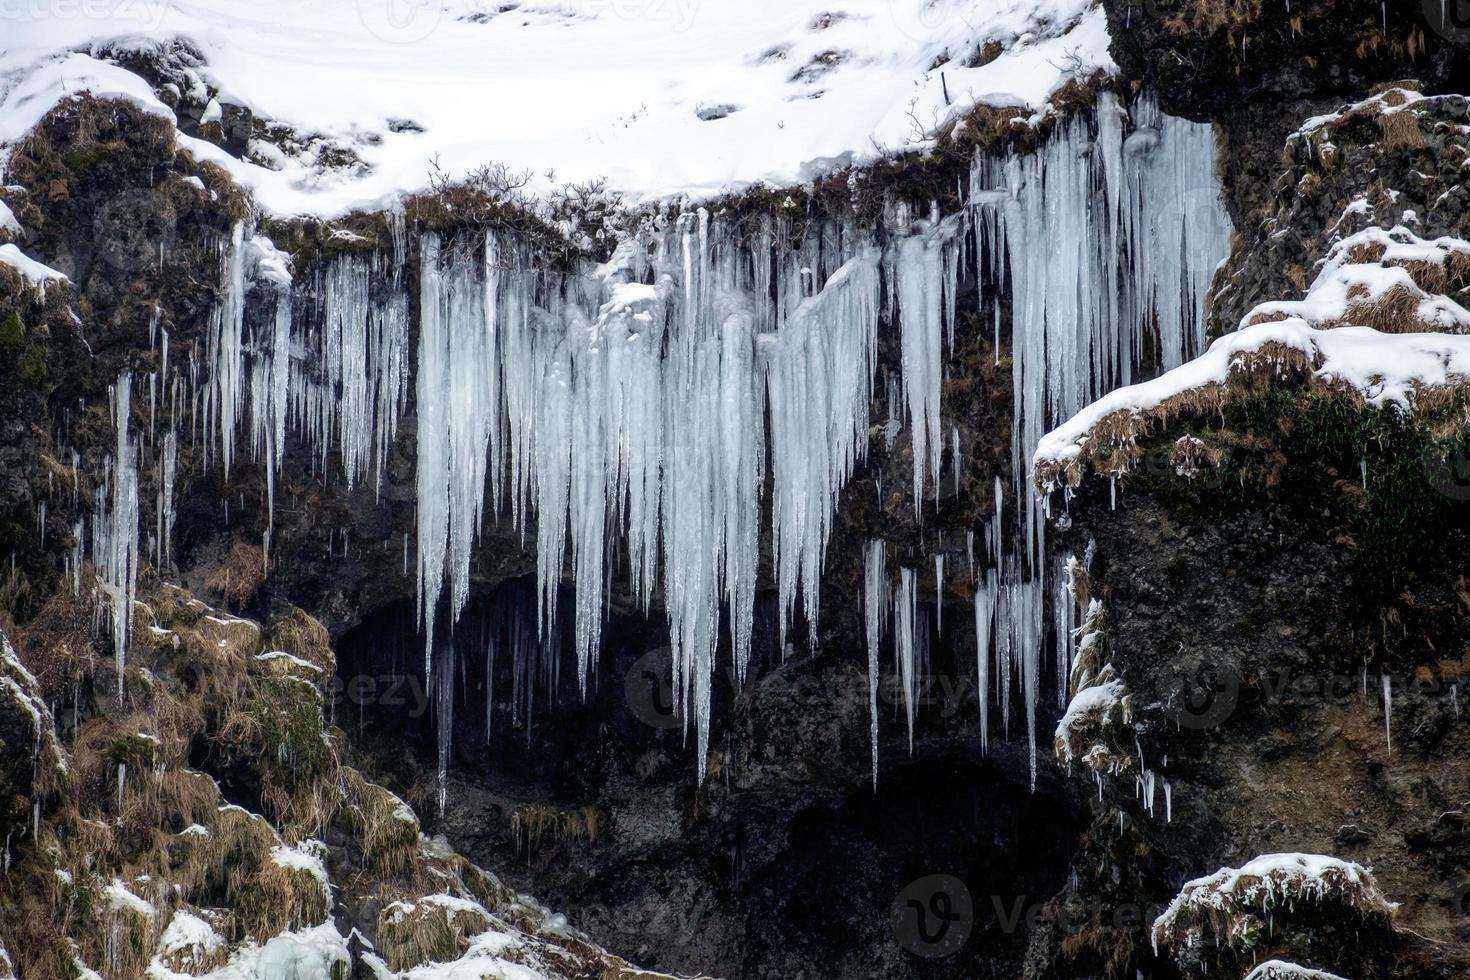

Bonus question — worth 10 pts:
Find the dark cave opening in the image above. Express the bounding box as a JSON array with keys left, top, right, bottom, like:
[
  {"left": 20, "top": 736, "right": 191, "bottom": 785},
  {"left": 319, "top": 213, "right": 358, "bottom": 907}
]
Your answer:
[{"left": 333, "top": 576, "right": 1085, "bottom": 978}]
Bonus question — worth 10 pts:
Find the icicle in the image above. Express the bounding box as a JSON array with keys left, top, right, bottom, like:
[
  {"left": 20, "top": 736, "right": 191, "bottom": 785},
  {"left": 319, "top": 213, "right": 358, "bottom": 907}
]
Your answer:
[
  {"left": 863, "top": 540, "right": 887, "bottom": 788},
  {"left": 93, "top": 374, "right": 140, "bottom": 697},
  {"left": 1164, "top": 781, "right": 1173, "bottom": 823},
  {"left": 155, "top": 430, "right": 177, "bottom": 570},
  {"left": 974, "top": 570, "right": 996, "bottom": 753},
  {"left": 894, "top": 568, "right": 919, "bottom": 752},
  {"left": 435, "top": 638, "right": 454, "bottom": 816},
  {"left": 951, "top": 425, "right": 961, "bottom": 497},
  {"left": 1382, "top": 674, "right": 1392, "bottom": 753},
  {"left": 205, "top": 224, "right": 246, "bottom": 477},
  {"left": 933, "top": 553, "right": 944, "bottom": 634},
  {"left": 892, "top": 215, "right": 960, "bottom": 514}
]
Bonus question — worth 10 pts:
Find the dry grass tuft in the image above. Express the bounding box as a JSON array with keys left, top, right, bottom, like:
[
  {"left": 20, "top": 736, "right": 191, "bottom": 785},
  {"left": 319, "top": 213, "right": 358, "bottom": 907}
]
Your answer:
[
  {"left": 15, "top": 593, "right": 96, "bottom": 702},
  {"left": 340, "top": 768, "right": 420, "bottom": 876},
  {"left": 511, "top": 803, "right": 602, "bottom": 855},
  {"left": 261, "top": 607, "right": 334, "bottom": 676},
  {"left": 1377, "top": 109, "right": 1426, "bottom": 149},
  {"left": 204, "top": 542, "right": 266, "bottom": 611},
  {"left": 377, "top": 895, "right": 493, "bottom": 972},
  {"left": 1152, "top": 855, "right": 1396, "bottom": 960}
]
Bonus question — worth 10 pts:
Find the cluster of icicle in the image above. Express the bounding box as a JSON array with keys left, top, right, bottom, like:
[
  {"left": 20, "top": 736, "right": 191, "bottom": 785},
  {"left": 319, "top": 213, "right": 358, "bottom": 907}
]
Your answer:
[
  {"left": 861, "top": 91, "right": 1230, "bottom": 789},
  {"left": 79, "top": 90, "right": 1228, "bottom": 785},
  {"left": 412, "top": 217, "right": 881, "bottom": 782}
]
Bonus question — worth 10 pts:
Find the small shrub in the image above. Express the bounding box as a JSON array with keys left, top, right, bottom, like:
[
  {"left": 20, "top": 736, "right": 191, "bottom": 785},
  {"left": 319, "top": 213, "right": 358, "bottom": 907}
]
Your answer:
[
  {"left": 16, "top": 346, "right": 47, "bottom": 386},
  {"left": 0, "top": 312, "right": 22, "bottom": 351}
]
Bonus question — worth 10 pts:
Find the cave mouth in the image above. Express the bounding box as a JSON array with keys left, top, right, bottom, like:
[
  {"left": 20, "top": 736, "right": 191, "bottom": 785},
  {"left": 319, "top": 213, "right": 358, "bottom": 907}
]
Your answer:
[
  {"left": 334, "top": 581, "right": 1086, "bottom": 979},
  {"left": 722, "top": 753, "right": 1088, "bottom": 979}
]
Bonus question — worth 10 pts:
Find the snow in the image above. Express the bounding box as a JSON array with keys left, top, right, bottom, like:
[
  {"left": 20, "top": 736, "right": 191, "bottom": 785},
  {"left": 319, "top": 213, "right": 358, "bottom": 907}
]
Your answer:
[
  {"left": 249, "top": 924, "right": 351, "bottom": 980},
  {"left": 256, "top": 651, "right": 323, "bottom": 673},
  {"left": 1, "top": 0, "right": 1112, "bottom": 217},
  {"left": 1035, "top": 321, "right": 1470, "bottom": 488},
  {"left": 154, "top": 911, "right": 225, "bottom": 972},
  {"left": 105, "top": 879, "right": 157, "bottom": 918},
  {"left": 1244, "top": 962, "right": 1351, "bottom": 980},
  {"left": 269, "top": 841, "right": 331, "bottom": 899},
  {"left": 0, "top": 200, "right": 18, "bottom": 238},
  {"left": 146, "top": 923, "right": 352, "bottom": 980},
  {"left": 1054, "top": 678, "right": 1125, "bottom": 765},
  {"left": 1242, "top": 226, "right": 1470, "bottom": 334},
  {"left": 0, "top": 242, "right": 67, "bottom": 295},
  {"left": 1152, "top": 853, "right": 1396, "bottom": 954}
]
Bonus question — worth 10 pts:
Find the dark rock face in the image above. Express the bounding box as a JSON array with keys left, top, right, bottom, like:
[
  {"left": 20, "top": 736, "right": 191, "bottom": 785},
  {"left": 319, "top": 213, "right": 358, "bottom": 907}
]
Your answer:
[
  {"left": 1211, "top": 89, "right": 1470, "bottom": 334},
  {"left": 1101, "top": 0, "right": 1470, "bottom": 123},
  {"left": 1048, "top": 415, "right": 1470, "bottom": 976},
  {"left": 335, "top": 582, "right": 1088, "bottom": 979}
]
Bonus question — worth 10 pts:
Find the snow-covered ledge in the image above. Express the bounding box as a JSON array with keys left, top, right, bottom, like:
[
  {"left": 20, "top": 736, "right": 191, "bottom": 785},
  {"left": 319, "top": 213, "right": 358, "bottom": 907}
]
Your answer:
[{"left": 1032, "top": 320, "right": 1470, "bottom": 493}]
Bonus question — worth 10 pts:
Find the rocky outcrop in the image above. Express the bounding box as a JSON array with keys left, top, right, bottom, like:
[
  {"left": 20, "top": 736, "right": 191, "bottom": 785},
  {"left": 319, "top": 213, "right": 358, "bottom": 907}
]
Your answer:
[
  {"left": 1101, "top": 0, "right": 1470, "bottom": 122},
  {"left": 0, "top": 585, "right": 669, "bottom": 979}
]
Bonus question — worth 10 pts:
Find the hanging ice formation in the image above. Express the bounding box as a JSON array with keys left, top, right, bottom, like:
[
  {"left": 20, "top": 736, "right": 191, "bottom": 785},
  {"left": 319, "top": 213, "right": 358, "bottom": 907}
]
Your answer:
[
  {"left": 141, "top": 89, "right": 1227, "bottom": 789},
  {"left": 890, "top": 91, "right": 1230, "bottom": 788},
  {"left": 862, "top": 540, "right": 887, "bottom": 788},
  {"left": 410, "top": 217, "right": 879, "bottom": 782},
  {"left": 93, "top": 374, "right": 140, "bottom": 697}
]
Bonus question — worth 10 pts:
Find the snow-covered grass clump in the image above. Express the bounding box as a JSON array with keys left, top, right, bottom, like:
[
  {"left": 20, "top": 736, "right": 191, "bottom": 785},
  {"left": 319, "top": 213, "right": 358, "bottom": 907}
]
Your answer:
[
  {"left": 1151, "top": 853, "right": 1397, "bottom": 958},
  {"left": 1053, "top": 675, "right": 1128, "bottom": 769},
  {"left": 1242, "top": 226, "right": 1470, "bottom": 336},
  {"left": 1033, "top": 321, "right": 1470, "bottom": 492},
  {"left": 1243, "top": 961, "right": 1351, "bottom": 980},
  {"left": 0, "top": 243, "right": 67, "bottom": 298}
]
